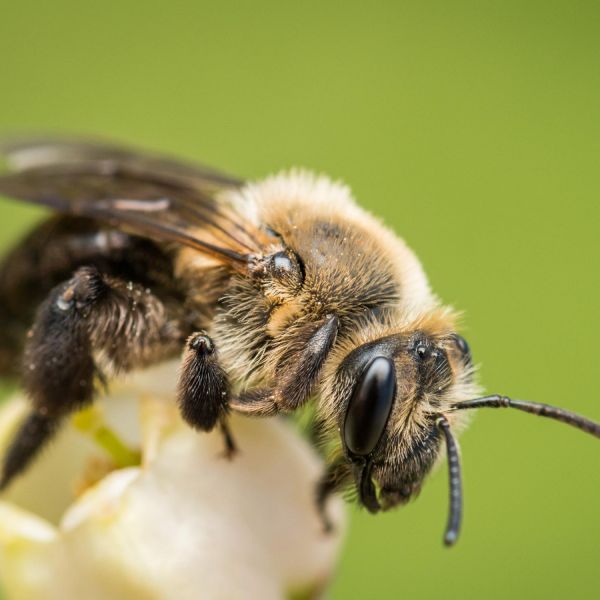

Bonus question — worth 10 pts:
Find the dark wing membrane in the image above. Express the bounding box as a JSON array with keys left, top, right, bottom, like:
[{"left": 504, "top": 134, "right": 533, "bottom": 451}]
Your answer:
[
  {"left": 0, "top": 138, "right": 271, "bottom": 267},
  {"left": 1, "top": 137, "right": 242, "bottom": 188}
]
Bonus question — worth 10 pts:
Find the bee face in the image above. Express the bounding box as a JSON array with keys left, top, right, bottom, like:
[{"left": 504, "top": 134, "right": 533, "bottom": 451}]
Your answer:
[{"left": 337, "top": 329, "right": 475, "bottom": 512}]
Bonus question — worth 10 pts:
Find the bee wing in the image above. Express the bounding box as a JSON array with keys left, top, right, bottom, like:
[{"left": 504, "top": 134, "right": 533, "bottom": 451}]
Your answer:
[{"left": 0, "top": 138, "right": 273, "bottom": 268}]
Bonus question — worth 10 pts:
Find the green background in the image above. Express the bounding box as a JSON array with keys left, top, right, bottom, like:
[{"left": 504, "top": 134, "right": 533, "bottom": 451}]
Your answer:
[{"left": 1, "top": 1, "right": 599, "bottom": 598}]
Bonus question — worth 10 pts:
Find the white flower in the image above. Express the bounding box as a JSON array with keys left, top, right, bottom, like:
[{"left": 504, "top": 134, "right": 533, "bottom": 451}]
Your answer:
[{"left": 0, "top": 364, "right": 345, "bottom": 600}]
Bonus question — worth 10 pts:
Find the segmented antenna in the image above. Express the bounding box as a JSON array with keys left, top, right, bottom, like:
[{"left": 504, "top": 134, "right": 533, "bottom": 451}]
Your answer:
[
  {"left": 453, "top": 395, "right": 600, "bottom": 438},
  {"left": 436, "top": 416, "right": 462, "bottom": 547}
]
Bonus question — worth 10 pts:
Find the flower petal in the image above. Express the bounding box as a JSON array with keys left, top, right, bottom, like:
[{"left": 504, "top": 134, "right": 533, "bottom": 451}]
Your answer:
[{"left": 0, "top": 383, "right": 345, "bottom": 599}]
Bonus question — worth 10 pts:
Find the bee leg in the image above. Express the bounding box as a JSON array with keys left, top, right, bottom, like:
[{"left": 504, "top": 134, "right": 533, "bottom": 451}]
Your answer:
[
  {"left": 0, "top": 216, "right": 178, "bottom": 377},
  {"left": 230, "top": 314, "right": 339, "bottom": 416},
  {"left": 228, "top": 389, "right": 279, "bottom": 417},
  {"left": 315, "top": 460, "right": 350, "bottom": 534},
  {"left": 0, "top": 413, "right": 61, "bottom": 491},
  {"left": 177, "top": 332, "right": 236, "bottom": 457},
  {"left": 219, "top": 420, "right": 238, "bottom": 459},
  {"left": 0, "top": 266, "right": 185, "bottom": 490}
]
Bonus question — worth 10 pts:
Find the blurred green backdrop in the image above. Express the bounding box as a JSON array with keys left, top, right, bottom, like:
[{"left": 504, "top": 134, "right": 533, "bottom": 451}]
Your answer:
[{"left": 0, "top": 1, "right": 599, "bottom": 598}]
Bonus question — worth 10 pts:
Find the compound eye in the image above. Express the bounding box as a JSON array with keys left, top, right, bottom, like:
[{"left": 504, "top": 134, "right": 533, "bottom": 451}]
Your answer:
[{"left": 344, "top": 356, "right": 396, "bottom": 457}]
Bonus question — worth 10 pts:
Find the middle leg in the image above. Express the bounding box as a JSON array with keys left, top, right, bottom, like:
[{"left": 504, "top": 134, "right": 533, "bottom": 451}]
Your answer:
[{"left": 177, "top": 331, "right": 236, "bottom": 457}]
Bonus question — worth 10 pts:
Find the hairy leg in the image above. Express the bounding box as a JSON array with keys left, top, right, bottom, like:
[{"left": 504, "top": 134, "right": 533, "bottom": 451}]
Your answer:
[
  {"left": 178, "top": 332, "right": 236, "bottom": 457},
  {"left": 0, "top": 216, "right": 179, "bottom": 375},
  {"left": 229, "top": 314, "right": 339, "bottom": 416},
  {"left": 1, "top": 265, "right": 185, "bottom": 489},
  {"left": 315, "top": 459, "right": 351, "bottom": 533}
]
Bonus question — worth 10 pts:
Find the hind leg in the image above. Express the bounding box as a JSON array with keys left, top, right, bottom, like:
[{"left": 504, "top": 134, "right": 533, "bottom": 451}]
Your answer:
[
  {"left": 1, "top": 265, "right": 186, "bottom": 490},
  {"left": 0, "top": 216, "right": 179, "bottom": 377}
]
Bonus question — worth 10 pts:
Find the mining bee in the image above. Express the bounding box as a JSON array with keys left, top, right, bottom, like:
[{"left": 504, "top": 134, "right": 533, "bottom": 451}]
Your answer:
[{"left": 0, "top": 138, "right": 598, "bottom": 546}]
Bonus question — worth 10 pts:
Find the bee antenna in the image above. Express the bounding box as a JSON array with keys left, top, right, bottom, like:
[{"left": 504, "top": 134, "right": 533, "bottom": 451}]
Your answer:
[
  {"left": 452, "top": 395, "right": 600, "bottom": 439},
  {"left": 436, "top": 415, "right": 462, "bottom": 547}
]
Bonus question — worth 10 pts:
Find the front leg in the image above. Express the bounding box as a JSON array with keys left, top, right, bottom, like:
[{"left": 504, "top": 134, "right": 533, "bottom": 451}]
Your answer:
[
  {"left": 177, "top": 332, "right": 236, "bottom": 457},
  {"left": 316, "top": 460, "right": 352, "bottom": 533},
  {"left": 229, "top": 314, "right": 339, "bottom": 417}
]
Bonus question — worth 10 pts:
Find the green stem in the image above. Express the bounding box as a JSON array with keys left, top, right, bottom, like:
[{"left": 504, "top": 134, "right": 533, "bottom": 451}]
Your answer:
[{"left": 72, "top": 407, "right": 140, "bottom": 468}]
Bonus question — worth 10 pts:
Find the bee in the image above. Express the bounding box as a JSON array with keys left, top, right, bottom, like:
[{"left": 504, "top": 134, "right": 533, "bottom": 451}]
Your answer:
[{"left": 0, "top": 138, "right": 598, "bottom": 546}]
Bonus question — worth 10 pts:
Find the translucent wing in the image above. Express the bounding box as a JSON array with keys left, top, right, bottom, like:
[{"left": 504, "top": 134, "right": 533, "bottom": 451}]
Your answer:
[{"left": 0, "top": 137, "right": 273, "bottom": 267}]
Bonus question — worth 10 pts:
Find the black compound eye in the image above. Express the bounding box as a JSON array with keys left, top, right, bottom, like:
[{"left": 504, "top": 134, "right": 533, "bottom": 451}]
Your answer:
[{"left": 344, "top": 356, "right": 396, "bottom": 457}]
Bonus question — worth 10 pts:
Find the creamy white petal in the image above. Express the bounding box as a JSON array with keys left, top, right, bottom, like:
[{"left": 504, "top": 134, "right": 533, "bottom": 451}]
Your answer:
[{"left": 0, "top": 379, "right": 345, "bottom": 600}]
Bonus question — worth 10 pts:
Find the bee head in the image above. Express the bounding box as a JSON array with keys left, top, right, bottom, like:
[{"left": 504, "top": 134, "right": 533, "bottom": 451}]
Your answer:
[{"left": 336, "top": 327, "right": 476, "bottom": 514}]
